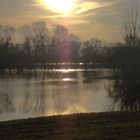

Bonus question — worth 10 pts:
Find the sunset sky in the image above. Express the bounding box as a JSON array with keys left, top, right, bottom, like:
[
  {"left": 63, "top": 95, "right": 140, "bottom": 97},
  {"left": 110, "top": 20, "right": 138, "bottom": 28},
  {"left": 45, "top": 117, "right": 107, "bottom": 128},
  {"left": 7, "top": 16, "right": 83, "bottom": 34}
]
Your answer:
[{"left": 0, "top": 0, "right": 139, "bottom": 41}]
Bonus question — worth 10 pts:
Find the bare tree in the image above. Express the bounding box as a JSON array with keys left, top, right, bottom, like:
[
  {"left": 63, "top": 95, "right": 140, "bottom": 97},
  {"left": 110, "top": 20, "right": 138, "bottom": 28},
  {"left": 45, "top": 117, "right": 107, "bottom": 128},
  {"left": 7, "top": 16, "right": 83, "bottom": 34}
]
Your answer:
[
  {"left": 32, "top": 21, "right": 50, "bottom": 57},
  {"left": 21, "top": 24, "right": 33, "bottom": 56},
  {"left": 53, "top": 25, "right": 68, "bottom": 42},
  {"left": 122, "top": 7, "right": 140, "bottom": 47},
  {"left": 0, "top": 25, "right": 15, "bottom": 56},
  {"left": 68, "top": 33, "right": 81, "bottom": 63},
  {"left": 81, "top": 38, "right": 104, "bottom": 64}
]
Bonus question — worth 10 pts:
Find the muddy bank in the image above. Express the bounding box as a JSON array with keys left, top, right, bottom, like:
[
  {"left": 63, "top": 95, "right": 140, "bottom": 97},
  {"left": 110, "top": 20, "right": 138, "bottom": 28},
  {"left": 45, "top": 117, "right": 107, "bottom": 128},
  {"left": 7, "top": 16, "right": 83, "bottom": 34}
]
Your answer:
[{"left": 0, "top": 112, "right": 140, "bottom": 140}]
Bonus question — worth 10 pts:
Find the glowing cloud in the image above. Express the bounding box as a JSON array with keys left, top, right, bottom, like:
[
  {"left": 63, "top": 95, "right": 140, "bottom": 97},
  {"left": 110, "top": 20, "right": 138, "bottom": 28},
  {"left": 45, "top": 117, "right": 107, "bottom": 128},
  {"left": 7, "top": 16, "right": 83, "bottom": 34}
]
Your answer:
[{"left": 36, "top": 0, "right": 113, "bottom": 17}]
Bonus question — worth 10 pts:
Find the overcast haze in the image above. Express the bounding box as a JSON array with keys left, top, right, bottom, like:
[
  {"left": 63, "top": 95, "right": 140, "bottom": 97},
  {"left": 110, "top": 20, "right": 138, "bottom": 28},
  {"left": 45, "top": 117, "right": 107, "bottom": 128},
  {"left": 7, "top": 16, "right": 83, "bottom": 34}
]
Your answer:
[{"left": 0, "top": 0, "right": 140, "bottom": 41}]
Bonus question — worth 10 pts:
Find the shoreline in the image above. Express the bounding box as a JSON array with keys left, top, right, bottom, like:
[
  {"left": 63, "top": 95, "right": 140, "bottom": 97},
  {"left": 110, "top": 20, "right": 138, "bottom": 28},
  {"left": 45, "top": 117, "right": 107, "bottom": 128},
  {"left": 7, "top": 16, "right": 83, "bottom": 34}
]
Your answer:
[{"left": 0, "top": 111, "right": 140, "bottom": 140}]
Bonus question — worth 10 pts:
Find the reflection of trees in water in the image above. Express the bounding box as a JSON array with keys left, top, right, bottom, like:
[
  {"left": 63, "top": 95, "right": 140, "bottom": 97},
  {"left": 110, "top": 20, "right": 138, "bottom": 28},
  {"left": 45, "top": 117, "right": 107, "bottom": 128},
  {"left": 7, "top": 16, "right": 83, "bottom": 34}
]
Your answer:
[
  {"left": 23, "top": 91, "right": 30, "bottom": 113},
  {"left": 52, "top": 91, "right": 67, "bottom": 114},
  {"left": 0, "top": 71, "right": 47, "bottom": 114},
  {"left": 0, "top": 94, "right": 15, "bottom": 113},
  {"left": 109, "top": 69, "right": 140, "bottom": 111},
  {"left": 33, "top": 71, "right": 46, "bottom": 113},
  {"left": 0, "top": 70, "right": 79, "bottom": 115},
  {"left": 82, "top": 70, "right": 103, "bottom": 83}
]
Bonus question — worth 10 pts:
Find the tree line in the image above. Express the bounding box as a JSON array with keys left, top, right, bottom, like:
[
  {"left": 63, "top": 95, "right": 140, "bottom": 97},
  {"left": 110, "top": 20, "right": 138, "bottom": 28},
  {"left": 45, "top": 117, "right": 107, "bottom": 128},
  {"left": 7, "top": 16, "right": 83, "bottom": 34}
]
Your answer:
[
  {"left": 0, "top": 21, "right": 109, "bottom": 69},
  {"left": 0, "top": 8, "right": 140, "bottom": 70}
]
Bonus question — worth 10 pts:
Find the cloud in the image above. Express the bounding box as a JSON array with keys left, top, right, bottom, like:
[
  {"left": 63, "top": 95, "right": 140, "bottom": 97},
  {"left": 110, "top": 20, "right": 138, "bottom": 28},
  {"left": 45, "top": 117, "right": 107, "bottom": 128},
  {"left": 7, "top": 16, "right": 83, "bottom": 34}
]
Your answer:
[
  {"left": 73, "top": 1, "right": 114, "bottom": 15},
  {"left": 31, "top": 0, "right": 116, "bottom": 28},
  {"left": 37, "top": 0, "right": 115, "bottom": 17}
]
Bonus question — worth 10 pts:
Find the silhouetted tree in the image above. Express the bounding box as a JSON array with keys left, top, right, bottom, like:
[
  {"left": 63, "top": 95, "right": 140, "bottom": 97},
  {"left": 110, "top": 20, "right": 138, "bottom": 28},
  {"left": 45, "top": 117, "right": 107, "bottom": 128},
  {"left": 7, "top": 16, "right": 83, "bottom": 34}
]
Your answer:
[
  {"left": 32, "top": 21, "right": 50, "bottom": 59},
  {"left": 68, "top": 33, "right": 81, "bottom": 63},
  {"left": 50, "top": 25, "right": 81, "bottom": 63},
  {"left": 122, "top": 8, "right": 140, "bottom": 47},
  {"left": 21, "top": 24, "right": 33, "bottom": 56},
  {"left": 0, "top": 25, "right": 15, "bottom": 56},
  {"left": 108, "top": 8, "right": 140, "bottom": 111},
  {"left": 81, "top": 38, "right": 104, "bottom": 64},
  {"left": 53, "top": 25, "right": 68, "bottom": 42}
]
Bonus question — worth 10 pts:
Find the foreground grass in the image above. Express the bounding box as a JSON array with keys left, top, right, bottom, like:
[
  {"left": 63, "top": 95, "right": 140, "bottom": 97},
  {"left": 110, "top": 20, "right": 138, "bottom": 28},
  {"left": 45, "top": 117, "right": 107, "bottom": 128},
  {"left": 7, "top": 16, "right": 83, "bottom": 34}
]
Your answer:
[{"left": 0, "top": 112, "right": 140, "bottom": 140}]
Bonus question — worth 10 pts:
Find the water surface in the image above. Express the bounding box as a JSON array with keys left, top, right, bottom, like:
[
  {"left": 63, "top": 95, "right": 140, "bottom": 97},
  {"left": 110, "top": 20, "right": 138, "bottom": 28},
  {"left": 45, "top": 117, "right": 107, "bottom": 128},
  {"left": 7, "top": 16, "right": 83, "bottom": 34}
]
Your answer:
[{"left": 0, "top": 69, "right": 113, "bottom": 121}]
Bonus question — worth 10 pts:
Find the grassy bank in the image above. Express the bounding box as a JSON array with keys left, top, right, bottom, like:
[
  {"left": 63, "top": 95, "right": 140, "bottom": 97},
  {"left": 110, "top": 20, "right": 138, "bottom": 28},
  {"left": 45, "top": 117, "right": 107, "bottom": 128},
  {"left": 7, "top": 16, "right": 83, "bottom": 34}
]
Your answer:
[{"left": 0, "top": 112, "right": 140, "bottom": 140}]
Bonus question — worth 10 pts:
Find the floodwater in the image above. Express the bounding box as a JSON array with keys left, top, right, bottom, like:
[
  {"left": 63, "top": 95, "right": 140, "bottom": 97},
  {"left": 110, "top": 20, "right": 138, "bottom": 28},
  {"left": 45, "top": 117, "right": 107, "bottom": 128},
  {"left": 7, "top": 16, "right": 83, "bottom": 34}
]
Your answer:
[{"left": 0, "top": 69, "right": 113, "bottom": 121}]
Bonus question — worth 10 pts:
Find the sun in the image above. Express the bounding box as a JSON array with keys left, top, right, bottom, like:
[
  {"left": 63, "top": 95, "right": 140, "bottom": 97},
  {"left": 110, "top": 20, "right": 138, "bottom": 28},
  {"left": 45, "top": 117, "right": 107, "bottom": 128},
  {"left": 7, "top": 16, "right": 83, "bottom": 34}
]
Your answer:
[{"left": 44, "top": 0, "right": 74, "bottom": 14}]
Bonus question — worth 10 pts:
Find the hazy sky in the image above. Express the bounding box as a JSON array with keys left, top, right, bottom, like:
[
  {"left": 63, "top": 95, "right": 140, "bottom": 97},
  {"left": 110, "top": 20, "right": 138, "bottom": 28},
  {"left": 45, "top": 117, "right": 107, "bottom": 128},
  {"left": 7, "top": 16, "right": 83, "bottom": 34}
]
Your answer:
[{"left": 0, "top": 0, "right": 140, "bottom": 41}]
